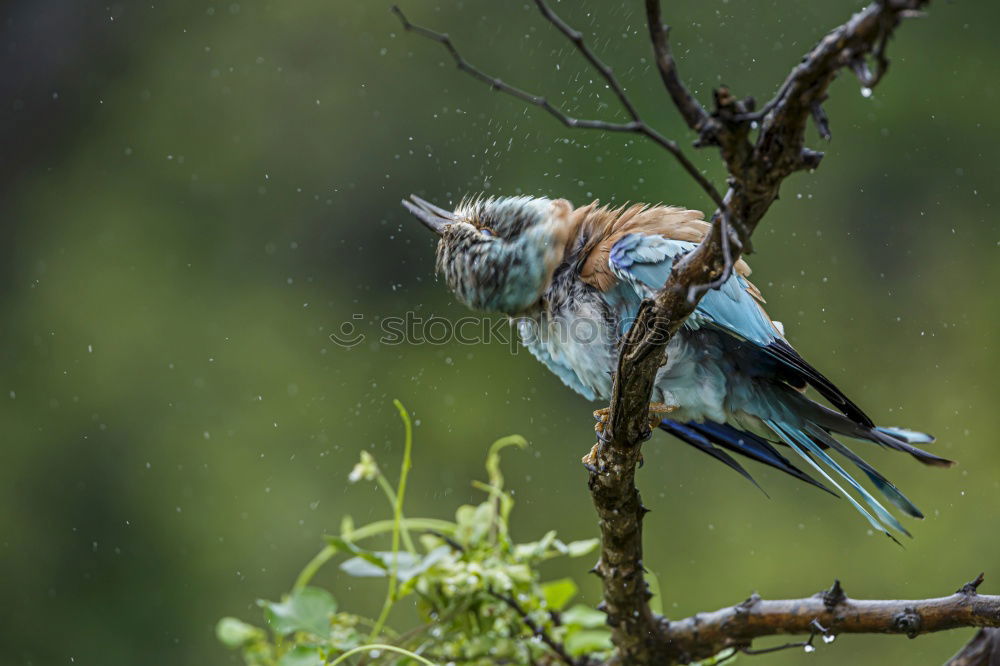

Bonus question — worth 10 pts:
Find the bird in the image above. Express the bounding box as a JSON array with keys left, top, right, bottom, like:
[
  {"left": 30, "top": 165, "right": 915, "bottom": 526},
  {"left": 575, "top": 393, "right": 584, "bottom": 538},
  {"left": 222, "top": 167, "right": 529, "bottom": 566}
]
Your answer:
[{"left": 401, "top": 193, "right": 953, "bottom": 541}]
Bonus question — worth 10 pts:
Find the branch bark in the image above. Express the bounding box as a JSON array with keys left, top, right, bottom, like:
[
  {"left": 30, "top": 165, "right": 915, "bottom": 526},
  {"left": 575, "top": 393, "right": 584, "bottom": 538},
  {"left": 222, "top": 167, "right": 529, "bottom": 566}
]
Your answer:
[
  {"left": 662, "top": 578, "right": 1000, "bottom": 663},
  {"left": 946, "top": 628, "right": 1000, "bottom": 666}
]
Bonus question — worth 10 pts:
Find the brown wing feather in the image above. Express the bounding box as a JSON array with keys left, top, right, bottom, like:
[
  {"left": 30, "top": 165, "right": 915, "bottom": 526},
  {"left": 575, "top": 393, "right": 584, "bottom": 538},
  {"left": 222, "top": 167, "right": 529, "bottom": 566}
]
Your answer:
[{"left": 575, "top": 202, "right": 752, "bottom": 292}]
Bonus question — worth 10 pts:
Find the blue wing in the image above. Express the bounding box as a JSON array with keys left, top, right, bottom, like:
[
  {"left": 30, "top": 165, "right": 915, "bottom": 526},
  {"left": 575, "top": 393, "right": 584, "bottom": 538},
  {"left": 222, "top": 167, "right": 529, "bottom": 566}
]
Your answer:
[
  {"left": 606, "top": 233, "right": 876, "bottom": 421},
  {"left": 603, "top": 232, "right": 947, "bottom": 540},
  {"left": 607, "top": 233, "right": 778, "bottom": 344}
]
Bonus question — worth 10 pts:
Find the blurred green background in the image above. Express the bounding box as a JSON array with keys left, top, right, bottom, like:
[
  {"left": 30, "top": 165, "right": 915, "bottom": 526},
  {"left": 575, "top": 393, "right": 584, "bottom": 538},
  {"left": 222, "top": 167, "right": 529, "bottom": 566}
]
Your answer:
[{"left": 1, "top": 0, "right": 997, "bottom": 664}]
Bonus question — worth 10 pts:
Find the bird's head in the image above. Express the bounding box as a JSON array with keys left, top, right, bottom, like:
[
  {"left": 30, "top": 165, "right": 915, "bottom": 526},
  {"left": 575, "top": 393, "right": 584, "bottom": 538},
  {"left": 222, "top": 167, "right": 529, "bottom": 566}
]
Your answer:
[{"left": 402, "top": 194, "right": 576, "bottom": 315}]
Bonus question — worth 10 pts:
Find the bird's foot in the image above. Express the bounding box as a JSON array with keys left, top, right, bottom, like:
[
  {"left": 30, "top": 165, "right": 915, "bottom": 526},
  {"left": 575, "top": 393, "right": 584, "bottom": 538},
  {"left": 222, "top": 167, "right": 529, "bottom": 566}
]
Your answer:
[
  {"left": 587, "top": 404, "right": 665, "bottom": 471},
  {"left": 584, "top": 441, "right": 645, "bottom": 471},
  {"left": 634, "top": 403, "right": 674, "bottom": 459},
  {"left": 592, "top": 407, "right": 611, "bottom": 424},
  {"left": 585, "top": 411, "right": 611, "bottom": 473},
  {"left": 647, "top": 402, "right": 676, "bottom": 429},
  {"left": 581, "top": 442, "right": 603, "bottom": 473}
]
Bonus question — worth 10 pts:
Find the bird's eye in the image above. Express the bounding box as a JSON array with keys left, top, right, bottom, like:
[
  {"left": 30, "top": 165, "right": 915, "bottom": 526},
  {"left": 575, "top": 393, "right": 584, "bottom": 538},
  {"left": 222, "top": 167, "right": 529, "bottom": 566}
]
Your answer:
[{"left": 479, "top": 227, "right": 494, "bottom": 237}]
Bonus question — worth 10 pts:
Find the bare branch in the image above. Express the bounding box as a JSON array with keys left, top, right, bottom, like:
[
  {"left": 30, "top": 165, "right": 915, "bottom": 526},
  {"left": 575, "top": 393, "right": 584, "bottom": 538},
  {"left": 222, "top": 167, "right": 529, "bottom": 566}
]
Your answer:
[
  {"left": 390, "top": 4, "right": 725, "bottom": 209},
  {"left": 587, "top": 1, "right": 962, "bottom": 664},
  {"left": 643, "top": 0, "right": 712, "bottom": 133},
  {"left": 946, "top": 628, "right": 1000, "bottom": 666},
  {"left": 533, "top": 0, "right": 640, "bottom": 123},
  {"left": 661, "top": 579, "right": 1000, "bottom": 663},
  {"left": 810, "top": 99, "right": 832, "bottom": 141}
]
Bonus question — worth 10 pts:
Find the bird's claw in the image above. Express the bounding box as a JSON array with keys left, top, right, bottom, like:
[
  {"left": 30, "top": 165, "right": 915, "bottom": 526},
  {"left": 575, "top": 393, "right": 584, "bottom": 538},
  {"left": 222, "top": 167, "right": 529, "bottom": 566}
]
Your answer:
[
  {"left": 581, "top": 442, "right": 606, "bottom": 474},
  {"left": 587, "top": 403, "right": 668, "bottom": 471},
  {"left": 593, "top": 407, "right": 611, "bottom": 424},
  {"left": 594, "top": 408, "right": 613, "bottom": 444},
  {"left": 647, "top": 401, "right": 675, "bottom": 430},
  {"left": 594, "top": 425, "right": 613, "bottom": 443}
]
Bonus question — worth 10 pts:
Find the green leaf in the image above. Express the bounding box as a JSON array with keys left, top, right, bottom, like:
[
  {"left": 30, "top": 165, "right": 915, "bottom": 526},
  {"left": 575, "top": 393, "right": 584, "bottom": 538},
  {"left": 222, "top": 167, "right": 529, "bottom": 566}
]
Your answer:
[
  {"left": 277, "top": 645, "right": 324, "bottom": 666},
  {"left": 215, "top": 617, "right": 264, "bottom": 648},
  {"left": 454, "top": 504, "right": 478, "bottom": 545},
  {"left": 520, "top": 529, "right": 557, "bottom": 558},
  {"left": 411, "top": 544, "right": 452, "bottom": 576},
  {"left": 397, "top": 546, "right": 454, "bottom": 597},
  {"left": 561, "top": 604, "right": 607, "bottom": 629},
  {"left": 241, "top": 640, "right": 275, "bottom": 666},
  {"left": 339, "top": 551, "right": 423, "bottom": 578},
  {"left": 565, "top": 629, "right": 613, "bottom": 656},
  {"left": 338, "top": 555, "right": 388, "bottom": 578},
  {"left": 259, "top": 587, "right": 337, "bottom": 637},
  {"left": 338, "top": 544, "right": 452, "bottom": 584},
  {"left": 565, "top": 538, "right": 600, "bottom": 558},
  {"left": 325, "top": 536, "right": 386, "bottom": 569},
  {"left": 541, "top": 578, "right": 578, "bottom": 611},
  {"left": 474, "top": 501, "right": 495, "bottom": 540}
]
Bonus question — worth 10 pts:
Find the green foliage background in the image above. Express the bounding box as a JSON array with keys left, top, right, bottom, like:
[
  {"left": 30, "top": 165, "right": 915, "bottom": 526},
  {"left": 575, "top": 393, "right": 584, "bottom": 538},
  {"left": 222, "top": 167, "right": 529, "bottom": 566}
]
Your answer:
[{"left": 1, "top": 1, "right": 998, "bottom": 664}]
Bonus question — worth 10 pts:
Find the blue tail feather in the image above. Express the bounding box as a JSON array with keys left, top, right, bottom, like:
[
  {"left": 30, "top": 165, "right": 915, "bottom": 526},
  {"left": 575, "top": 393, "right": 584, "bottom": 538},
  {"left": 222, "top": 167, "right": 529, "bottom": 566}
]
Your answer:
[
  {"left": 766, "top": 419, "right": 907, "bottom": 542},
  {"left": 805, "top": 423, "right": 923, "bottom": 519},
  {"left": 659, "top": 419, "right": 834, "bottom": 496},
  {"left": 658, "top": 420, "right": 767, "bottom": 495},
  {"left": 876, "top": 426, "right": 935, "bottom": 444}
]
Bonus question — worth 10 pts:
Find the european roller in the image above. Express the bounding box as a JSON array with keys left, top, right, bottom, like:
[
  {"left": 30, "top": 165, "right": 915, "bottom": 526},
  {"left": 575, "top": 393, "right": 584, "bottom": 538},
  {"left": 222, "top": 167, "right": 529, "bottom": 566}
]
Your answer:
[{"left": 402, "top": 193, "right": 952, "bottom": 540}]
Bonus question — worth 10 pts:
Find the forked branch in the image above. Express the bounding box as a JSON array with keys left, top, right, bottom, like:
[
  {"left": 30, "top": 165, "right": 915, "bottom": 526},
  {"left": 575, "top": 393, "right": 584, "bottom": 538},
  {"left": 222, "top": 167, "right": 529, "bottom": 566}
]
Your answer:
[{"left": 394, "top": 1, "right": 995, "bottom": 664}]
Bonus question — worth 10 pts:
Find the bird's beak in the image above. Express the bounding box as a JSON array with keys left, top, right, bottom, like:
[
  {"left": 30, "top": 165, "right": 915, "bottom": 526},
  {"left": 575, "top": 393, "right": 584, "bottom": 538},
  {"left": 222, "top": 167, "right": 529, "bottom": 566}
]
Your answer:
[{"left": 401, "top": 194, "right": 454, "bottom": 236}]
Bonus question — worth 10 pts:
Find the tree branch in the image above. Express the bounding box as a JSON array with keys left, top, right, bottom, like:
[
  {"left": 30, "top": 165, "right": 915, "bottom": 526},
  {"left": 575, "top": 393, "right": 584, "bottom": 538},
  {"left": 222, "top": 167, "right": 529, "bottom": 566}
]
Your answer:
[
  {"left": 661, "top": 577, "right": 1000, "bottom": 663},
  {"left": 591, "top": 1, "right": 976, "bottom": 664},
  {"left": 643, "top": 0, "right": 712, "bottom": 134},
  {"left": 946, "top": 628, "right": 1000, "bottom": 666},
  {"left": 395, "top": 0, "right": 992, "bottom": 664}
]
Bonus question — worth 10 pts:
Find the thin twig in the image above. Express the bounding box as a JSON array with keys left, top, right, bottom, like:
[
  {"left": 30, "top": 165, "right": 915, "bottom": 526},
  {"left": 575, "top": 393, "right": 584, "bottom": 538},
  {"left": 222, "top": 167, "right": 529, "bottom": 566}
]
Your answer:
[
  {"left": 685, "top": 208, "right": 737, "bottom": 301},
  {"left": 643, "top": 0, "right": 712, "bottom": 133},
  {"left": 533, "top": 0, "right": 640, "bottom": 122},
  {"left": 490, "top": 591, "right": 579, "bottom": 666},
  {"left": 390, "top": 5, "right": 724, "bottom": 209},
  {"left": 741, "top": 619, "right": 827, "bottom": 656}
]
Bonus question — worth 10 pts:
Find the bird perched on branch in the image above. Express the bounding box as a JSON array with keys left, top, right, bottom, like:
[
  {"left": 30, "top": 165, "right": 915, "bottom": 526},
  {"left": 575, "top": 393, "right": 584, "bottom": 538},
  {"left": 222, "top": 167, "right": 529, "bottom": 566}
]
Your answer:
[{"left": 402, "top": 193, "right": 952, "bottom": 540}]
